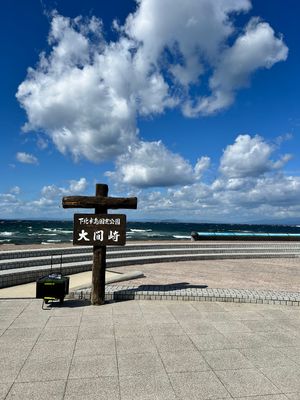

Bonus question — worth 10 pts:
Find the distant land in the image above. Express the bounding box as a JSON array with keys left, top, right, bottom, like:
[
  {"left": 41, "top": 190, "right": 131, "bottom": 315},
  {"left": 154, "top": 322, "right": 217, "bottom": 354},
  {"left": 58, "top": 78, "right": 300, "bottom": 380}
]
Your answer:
[{"left": 0, "top": 217, "right": 300, "bottom": 226}]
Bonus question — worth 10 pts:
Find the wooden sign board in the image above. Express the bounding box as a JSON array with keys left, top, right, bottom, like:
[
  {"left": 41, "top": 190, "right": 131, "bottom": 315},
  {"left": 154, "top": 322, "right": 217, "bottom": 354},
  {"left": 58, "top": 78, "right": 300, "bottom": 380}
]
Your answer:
[{"left": 73, "top": 213, "right": 126, "bottom": 246}]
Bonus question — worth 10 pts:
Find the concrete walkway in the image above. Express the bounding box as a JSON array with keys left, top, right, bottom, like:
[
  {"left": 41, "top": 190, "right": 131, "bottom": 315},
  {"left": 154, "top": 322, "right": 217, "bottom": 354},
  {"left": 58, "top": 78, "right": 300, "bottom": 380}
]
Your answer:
[
  {"left": 0, "top": 270, "right": 118, "bottom": 299},
  {"left": 1, "top": 298, "right": 300, "bottom": 399}
]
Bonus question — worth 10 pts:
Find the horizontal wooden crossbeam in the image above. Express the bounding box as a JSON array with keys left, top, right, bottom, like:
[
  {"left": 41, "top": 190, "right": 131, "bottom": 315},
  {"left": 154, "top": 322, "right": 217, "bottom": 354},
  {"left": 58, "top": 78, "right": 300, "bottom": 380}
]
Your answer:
[{"left": 62, "top": 196, "right": 137, "bottom": 209}]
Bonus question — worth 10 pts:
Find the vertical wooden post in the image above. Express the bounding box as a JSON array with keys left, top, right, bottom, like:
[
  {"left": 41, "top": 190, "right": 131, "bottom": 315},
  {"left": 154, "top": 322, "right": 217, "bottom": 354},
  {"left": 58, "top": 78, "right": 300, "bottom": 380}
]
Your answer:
[{"left": 91, "top": 184, "right": 108, "bottom": 305}]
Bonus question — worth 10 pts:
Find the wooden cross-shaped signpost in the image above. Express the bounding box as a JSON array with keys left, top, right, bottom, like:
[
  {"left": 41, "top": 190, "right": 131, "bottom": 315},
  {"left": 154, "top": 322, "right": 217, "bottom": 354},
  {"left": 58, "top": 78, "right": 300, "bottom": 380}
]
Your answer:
[{"left": 62, "top": 183, "right": 137, "bottom": 305}]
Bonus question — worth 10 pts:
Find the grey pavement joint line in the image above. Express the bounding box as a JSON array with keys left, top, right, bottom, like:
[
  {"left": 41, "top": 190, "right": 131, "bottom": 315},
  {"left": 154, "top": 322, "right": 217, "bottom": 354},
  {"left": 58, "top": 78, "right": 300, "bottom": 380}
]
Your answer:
[
  {"left": 113, "top": 305, "right": 122, "bottom": 400},
  {"left": 61, "top": 304, "right": 84, "bottom": 400},
  {"left": 140, "top": 303, "right": 181, "bottom": 399}
]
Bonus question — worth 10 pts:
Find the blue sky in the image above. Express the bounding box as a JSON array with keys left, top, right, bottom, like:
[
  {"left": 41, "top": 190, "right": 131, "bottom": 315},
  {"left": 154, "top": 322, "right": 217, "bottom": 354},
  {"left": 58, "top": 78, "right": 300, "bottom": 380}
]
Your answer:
[{"left": 1, "top": 0, "right": 299, "bottom": 222}]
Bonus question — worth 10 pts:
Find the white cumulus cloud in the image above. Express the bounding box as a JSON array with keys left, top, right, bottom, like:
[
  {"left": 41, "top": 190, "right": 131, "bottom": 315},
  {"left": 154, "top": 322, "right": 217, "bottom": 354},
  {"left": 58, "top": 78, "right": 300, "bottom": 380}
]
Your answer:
[
  {"left": 16, "top": 152, "right": 39, "bottom": 165},
  {"left": 41, "top": 177, "right": 88, "bottom": 200},
  {"left": 219, "top": 134, "right": 291, "bottom": 178},
  {"left": 183, "top": 18, "right": 288, "bottom": 116},
  {"left": 107, "top": 141, "right": 196, "bottom": 188},
  {"left": 16, "top": 2, "right": 288, "bottom": 163}
]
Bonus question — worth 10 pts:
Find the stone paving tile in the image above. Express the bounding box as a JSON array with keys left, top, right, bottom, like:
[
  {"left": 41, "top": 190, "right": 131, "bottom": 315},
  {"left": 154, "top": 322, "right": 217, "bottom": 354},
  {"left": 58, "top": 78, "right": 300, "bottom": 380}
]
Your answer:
[
  {"left": 215, "top": 369, "right": 281, "bottom": 397},
  {"left": 166, "top": 303, "right": 200, "bottom": 314},
  {"left": 28, "top": 339, "right": 75, "bottom": 360},
  {"left": 5, "top": 380, "right": 66, "bottom": 400},
  {"left": 240, "top": 346, "right": 297, "bottom": 368},
  {"left": 45, "top": 316, "right": 81, "bottom": 328},
  {"left": 65, "top": 377, "right": 120, "bottom": 400},
  {"left": 190, "top": 302, "right": 227, "bottom": 312},
  {"left": 201, "top": 349, "right": 254, "bottom": 370},
  {"left": 276, "top": 346, "right": 300, "bottom": 365},
  {"left": 280, "top": 309, "right": 300, "bottom": 319},
  {"left": 258, "top": 331, "right": 300, "bottom": 347},
  {"left": 179, "top": 320, "right": 220, "bottom": 335},
  {"left": 69, "top": 354, "right": 118, "bottom": 379},
  {"left": 235, "top": 395, "right": 289, "bottom": 400},
  {"left": 189, "top": 333, "right": 232, "bottom": 351},
  {"left": 257, "top": 309, "right": 291, "bottom": 320},
  {"left": 16, "top": 357, "right": 71, "bottom": 382},
  {"left": 0, "top": 383, "right": 11, "bottom": 400},
  {"left": 116, "top": 336, "right": 157, "bottom": 354},
  {"left": 139, "top": 302, "right": 171, "bottom": 314},
  {"left": 50, "top": 305, "right": 84, "bottom": 316},
  {"left": 241, "top": 319, "right": 278, "bottom": 332},
  {"left": 228, "top": 311, "right": 264, "bottom": 320},
  {"left": 224, "top": 332, "right": 271, "bottom": 349},
  {"left": 0, "top": 302, "right": 28, "bottom": 316},
  {"left": 74, "top": 338, "right": 116, "bottom": 356},
  {"left": 0, "top": 317, "right": 13, "bottom": 330},
  {"left": 80, "top": 315, "right": 113, "bottom": 326},
  {"left": 118, "top": 352, "right": 165, "bottom": 376},
  {"left": 159, "top": 350, "right": 210, "bottom": 373},
  {"left": 77, "top": 325, "right": 114, "bottom": 339},
  {"left": 112, "top": 302, "right": 143, "bottom": 315},
  {"left": 286, "top": 393, "right": 300, "bottom": 399},
  {"left": 168, "top": 371, "right": 231, "bottom": 400},
  {"left": 197, "top": 311, "right": 235, "bottom": 323},
  {"left": 260, "top": 366, "right": 300, "bottom": 393},
  {"left": 212, "top": 320, "right": 251, "bottom": 334},
  {"left": 152, "top": 334, "right": 196, "bottom": 353},
  {"left": 113, "top": 314, "right": 145, "bottom": 325},
  {"left": 114, "top": 322, "right": 151, "bottom": 338},
  {"left": 172, "top": 312, "right": 205, "bottom": 323},
  {"left": 0, "top": 358, "right": 25, "bottom": 383},
  {"left": 82, "top": 305, "right": 114, "bottom": 316},
  {"left": 0, "top": 327, "right": 41, "bottom": 342},
  {"left": 285, "top": 319, "right": 300, "bottom": 330},
  {"left": 9, "top": 317, "right": 49, "bottom": 329},
  {"left": 148, "top": 322, "right": 186, "bottom": 336},
  {"left": 143, "top": 312, "right": 178, "bottom": 325},
  {"left": 270, "top": 319, "right": 300, "bottom": 334},
  {"left": 0, "top": 340, "right": 34, "bottom": 362},
  {"left": 38, "top": 326, "right": 79, "bottom": 341},
  {"left": 119, "top": 373, "right": 176, "bottom": 400}
]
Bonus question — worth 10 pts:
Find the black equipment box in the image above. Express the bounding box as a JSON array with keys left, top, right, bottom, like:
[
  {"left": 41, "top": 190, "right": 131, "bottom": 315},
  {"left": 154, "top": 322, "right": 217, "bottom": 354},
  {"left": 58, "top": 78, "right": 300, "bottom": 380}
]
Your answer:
[
  {"left": 36, "top": 273, "right": 69, "bottom": 303},
  {"left": 36, "top": 255, "right": 69, "bottom": 303}
]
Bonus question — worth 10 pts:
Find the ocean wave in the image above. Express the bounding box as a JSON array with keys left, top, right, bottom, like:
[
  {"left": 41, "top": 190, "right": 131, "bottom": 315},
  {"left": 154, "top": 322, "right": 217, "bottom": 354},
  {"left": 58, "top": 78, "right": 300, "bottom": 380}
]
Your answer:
[
  {"left": 43, "top": 239, "right": 62, "bottom": 243},
  {"left": 0, "top": 239, "right": 11, "bottom": 242},
  {"left": 43, "top": 228, "right": 73, "bottom": 234},
  {"left": 130, "top": 229, "right": 153, "bottom": 233},
  {"left": 0, "top": 232, "right": 16, "bottom": 237}
]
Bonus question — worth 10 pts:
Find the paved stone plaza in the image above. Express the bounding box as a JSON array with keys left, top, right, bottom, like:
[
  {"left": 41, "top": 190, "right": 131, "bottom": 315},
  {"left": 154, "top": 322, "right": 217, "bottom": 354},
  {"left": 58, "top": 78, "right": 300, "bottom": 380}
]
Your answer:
[{"left": 1, "top": 298, "right": 300, "bottom": 399}]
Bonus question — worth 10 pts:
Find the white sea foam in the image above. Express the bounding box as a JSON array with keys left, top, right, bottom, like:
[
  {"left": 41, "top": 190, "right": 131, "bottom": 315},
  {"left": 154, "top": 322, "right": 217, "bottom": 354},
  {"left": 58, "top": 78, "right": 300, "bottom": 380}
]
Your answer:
[
  {"left": 43, "top": 228, "right": 72, "bottom": 234},
  {"left": 0, "top": 232, "right": 15, "bottom": 237}
]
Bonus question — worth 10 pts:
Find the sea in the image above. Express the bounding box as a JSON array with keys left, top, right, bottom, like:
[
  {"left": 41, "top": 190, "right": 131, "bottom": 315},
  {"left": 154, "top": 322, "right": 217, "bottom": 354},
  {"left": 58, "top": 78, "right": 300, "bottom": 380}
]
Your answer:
[{"left": 1, "top": 219, "right": 300, "bottom": 245}]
